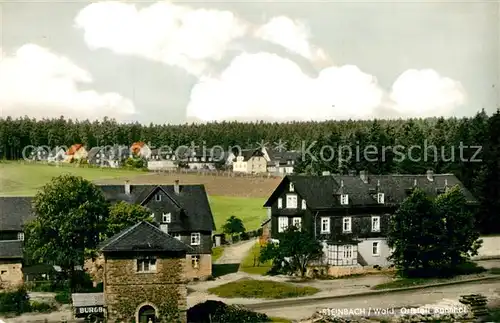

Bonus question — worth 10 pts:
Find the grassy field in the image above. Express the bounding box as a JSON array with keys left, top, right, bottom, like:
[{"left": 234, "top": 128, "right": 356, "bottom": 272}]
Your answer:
[
  {"left": 0, "top": 162, "right": 269, "bottom": 231},
  {"left": 207, "top": 278, "right": 319, "bottom": 299}
]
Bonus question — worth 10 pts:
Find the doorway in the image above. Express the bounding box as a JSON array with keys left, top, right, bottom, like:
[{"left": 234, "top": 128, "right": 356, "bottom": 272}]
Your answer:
[{"left": 138, "top": 305, "right": 156, "bottom": 323}]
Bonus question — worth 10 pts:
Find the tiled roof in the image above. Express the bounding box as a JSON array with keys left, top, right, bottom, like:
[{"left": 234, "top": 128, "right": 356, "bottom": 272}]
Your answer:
[
  {"left": 0, "top": 197, "right": 34, "bottom": 231},
  {"left": 99, "top": 221, "right": 193, "bottom": 252},
  {"left": 263, "top": 173, "right": 477, "bottom": 209},
  {"left": 0, "top": 240, "right": 23, "bottom": 258},
  {"left": 97, "top": 184, "right": 215, "bottom": 231}
]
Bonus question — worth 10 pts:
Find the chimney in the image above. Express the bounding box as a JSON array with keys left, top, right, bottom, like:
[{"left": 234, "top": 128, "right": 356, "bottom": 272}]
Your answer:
[
  {"left": 125, "top": 180, "right": 130, "bottom": 195},
  {"left": 426, "top": 170, "right": 434, "bottom": 181},
  {"left": 174, "top": 180, "right": 180, "bottom": 194},
  {"left": 360, "top": 170, "right": 368, "bottom": 183}
]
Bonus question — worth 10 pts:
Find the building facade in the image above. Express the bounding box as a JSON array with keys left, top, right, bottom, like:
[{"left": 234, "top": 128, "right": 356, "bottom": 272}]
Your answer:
[{"left": 263, "top": 171, "right": 478, "bottom": 275}]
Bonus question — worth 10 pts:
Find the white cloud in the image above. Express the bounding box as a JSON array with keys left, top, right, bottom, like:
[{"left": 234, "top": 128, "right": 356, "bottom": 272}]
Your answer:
[
  {"left": 74, "top": 1, "right": 248, "bottom": 76},
  {"left": 186, "top": 52, "right": 383, "bottom": 122},
  {"left": 389, "top": 69, "right": 466, "bottom": 117},
  {"left": 254, "top": 16, "right": 328, "bottom": 62},
  {"left": 0, "top": 44, "right": 136, "bottom": 120},
  {"left": 187, "top": 53, "right": 467, "bottom": 122}
]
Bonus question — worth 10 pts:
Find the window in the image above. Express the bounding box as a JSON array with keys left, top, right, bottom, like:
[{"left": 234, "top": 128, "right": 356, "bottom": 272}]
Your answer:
[
  {"left": 162, "top": 213, "right": 171, "bottom": 223},
  {"left": 160, "top": 224, "right": 168, "bottom": 233},
  {"left": 289, "top": 182, "right": 294, "bottom": 191},
  {"left": 278, "top": 217, "right": 288, "bottom": 233},
  {"left": 150, "top": 213, "right": 155, "bottom": 219},
  {"left": 320, "top": 217, "right": 330, "bottom": 233},
  {"left": 343, "top": 245, "right": 353, "bottom": 259},
  {"left": 371, "top": 216, "right": 380, "bottom": 232},
  {"left": 155, "top": 194, "right": 161, "bottom": 201},
  {"left": 277, "top": 198, "right": 283, "bottom": 209},
  {"left": 0, "top": 270, "right": 6, "bottom": 275},
  {"left": 137, "top": 257, "right": 157, "bottom": 272},
  {"left": 191, "top": 255, "right": 200, "bottom": 269},
  {"left": 191, "top": 233, "right": 201, "bottom": 245},
  {"left": 173, "top": 233, "right": 181, "bottom": 240},
  {"left": 340, "top": 194, "right": 349, "bottom": 205},
  {"left": 372, "top": 242, "right": 380, "bottom": 256},
  {"left": 17, "top": 232, "right": 24, "bottom": 241},
  {"left": 343, "top": 217, "right": 352, "bottom": 233},
  {"left": 377, "top": 193, "right": 385, "bottom": 204},
  {"left": 301, "top": 200, "right": 306, "bottom": 210},
  {"left": 292, "top": 217, "right": 301, "bottom": 230},
  {"left": 286, "top": 194, "right": 297, "bottom": 208}
]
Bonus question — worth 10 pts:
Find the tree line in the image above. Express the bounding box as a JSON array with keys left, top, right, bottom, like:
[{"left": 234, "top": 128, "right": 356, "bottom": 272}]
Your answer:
[{"left": 1, "top": 110, "right": 499, "bottom": 233}]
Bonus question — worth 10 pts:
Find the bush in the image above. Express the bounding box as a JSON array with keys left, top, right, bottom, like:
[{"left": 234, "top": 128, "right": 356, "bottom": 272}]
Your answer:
[
  {"left": 30, "top": 301, "right": 56, "bottom": 313},
  {"left": 257, "top": 228, "right": 263, "bottom": 236},
  {"left": 187, "top": 300, "right": 271, "bottom": 323},
  {"left": 208, "top": 279, "right": 320, "bottom": 299},
  {"left": 240, "top": 232, "right": 250, "bottom": 240},
  {"left": 55, "top": 291, "right": 72, "bottom": 304},
  {"left": 232, "top": 235, "right": 240, "bottom": 243},
  {"left": 0, "top": 286, "right": 31, "bottom": 315}
]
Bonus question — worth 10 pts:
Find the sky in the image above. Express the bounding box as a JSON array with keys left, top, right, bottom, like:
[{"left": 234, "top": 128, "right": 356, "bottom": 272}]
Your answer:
[{"left": 0, "top": 0, "right": 498, "bottom": 124}]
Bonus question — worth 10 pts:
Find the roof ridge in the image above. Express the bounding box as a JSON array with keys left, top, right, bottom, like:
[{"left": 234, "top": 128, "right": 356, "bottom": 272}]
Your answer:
[
  {"left": 142, "top": 221, "right": 194, "bottom": 250},
  {"left": 99, "top": 222, "right": 142, "bottom": 249}
]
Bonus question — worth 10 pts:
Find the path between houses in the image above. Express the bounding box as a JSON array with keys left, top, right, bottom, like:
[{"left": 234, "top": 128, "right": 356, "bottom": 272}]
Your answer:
[{"left": 213, "top": 238, "right": 256, "bottom": 265}]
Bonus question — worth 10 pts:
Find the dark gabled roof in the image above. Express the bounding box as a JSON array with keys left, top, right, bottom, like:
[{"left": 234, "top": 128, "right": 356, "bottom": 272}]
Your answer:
[
  {"left": 264, "top": 173, "right": 477, "bottom": 209},
  {"left": 0, "top": 197, "right": 34, "bottom": 231},
  {"left": 239, "top": 149, "right": 264, "bottom": 161},
  {"left": 99, "top": 221, "right": 193, "bottom": 253},
  {"left": 87, "top": 147, "right": 101, "bottom": 161},
  {"left": 0, "top": 240, "right": 23, "bottom": 259},
  {"left": 97, "top": 184, "right": 215, "bottom": 231}
]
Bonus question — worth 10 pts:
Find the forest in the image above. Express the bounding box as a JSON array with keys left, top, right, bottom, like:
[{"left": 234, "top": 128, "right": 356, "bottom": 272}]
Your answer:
[{"left": 0, "top": 109, "right": 499, "bottom": 233}]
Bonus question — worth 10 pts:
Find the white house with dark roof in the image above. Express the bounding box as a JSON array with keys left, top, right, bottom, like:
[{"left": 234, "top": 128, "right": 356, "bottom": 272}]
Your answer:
[{"left": 263, "top": 170, "right": 480, "bottom": 276}]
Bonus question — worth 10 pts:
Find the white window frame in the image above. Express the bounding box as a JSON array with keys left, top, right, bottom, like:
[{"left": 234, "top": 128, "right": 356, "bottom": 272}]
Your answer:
[
  {"left": 301, "top": 199, "right": 306, "bottom": 210},
  {"left": 289, "top": 182, "right": 294, "bottom": 192},
  {"left": 377, "top": 193, "right": 385, "bottom": 204},
  {"left": 191, "top": 255, "right": 200, "bottom": 269},
  {"left": 371, "top": 216, "right": 380, "bottom": 232},
  {"left": 278, "top": 216, "right": 288, "bottom": 233},
  {"left": 17, "top": 232, "right": 24, "bottom": 241},
  {"left": 320, "top": 217, "right": 330, "bottom": 234},
  {"left": 343, "top": 245, "right": 353, "bottom": 259},
  {"left": 155, "top": 193, "right": 161, "bottom": 201},
  {"left": 136, "top": 257, "right": 157, "bottom": 273},
  {"left": 343, "top": 217, "right": 352, "bottom": 233},
  {"left": 372, "top": 241, "right": 380, "bottom": 256},
  {"left": 191, "top": 233, "right": 201, "bottom": 245},
  {"left": 340, "top": 194, "right": 349, "bottom": 205},
  {"left": 277, "top": 198, "right": 283, "bottom": 209},
  {"left": 174, "top": 233, "right": 181, "bottom": 240},
  {"left": 292, "top": 217, "right": 302, "bottom": 230},
  {"left": 162, "top": 213, "right": 171, "bottom": 223},
  {"left": 150, "top": 213, "right": 155, "bottom": 219},
  {"left": 286, "top": 194, "right": 297, "bottom": 209},
  {"left": 160, "top": 224, "right": 168, "bottom": 233}
]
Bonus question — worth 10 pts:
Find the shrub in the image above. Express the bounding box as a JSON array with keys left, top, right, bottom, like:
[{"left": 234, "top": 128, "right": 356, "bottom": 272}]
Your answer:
[
  {"left": 187, "top": 300, "right": 271, "bottom": 323},
  {"left": 232, "top": 235, "right": 240, "bottom": 243},
  {"left": 30, "top": 301, "right": 56, "bottom": 313},
  {"left": 208, "top": 279, "right": 319, "bottom": 299},
  {"left": 55, "top": 291, "right": 71, "bottom": 304},
  {"left": 0, "top": 286, "right": 31, "bottom": 315},
  {"left": 240, "top": 232, "right": 250, "bottom": 240}
]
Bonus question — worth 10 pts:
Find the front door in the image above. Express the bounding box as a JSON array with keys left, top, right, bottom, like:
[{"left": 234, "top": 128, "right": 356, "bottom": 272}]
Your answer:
[{"left": 138, "top": 305, "right": 156, "bottom": 323}]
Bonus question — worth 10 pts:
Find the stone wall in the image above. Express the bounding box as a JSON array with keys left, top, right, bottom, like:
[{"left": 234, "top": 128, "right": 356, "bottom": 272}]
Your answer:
[
  {"left": 184, "top": 254, "right": 211, "bottom": 281},
  {"left": 0, "top": 260, "right": 23, "bottom": 288},
  {"left": 104, "top": 255, "right": 187, "bottom": 323},
  {"left": 307, "top": 265, "right": 395, "bottom": 278}
]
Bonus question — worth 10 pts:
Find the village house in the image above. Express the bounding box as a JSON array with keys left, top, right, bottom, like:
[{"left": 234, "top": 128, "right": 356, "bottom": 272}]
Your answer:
[
  {"left": 64, "top": 144, "right": 88, "bottom": 163},
  {"left": 262, "top": 171, "right": 478, "bottom": 276},
  {"left": 47, "top": 147, "right": 66, "bottom": 163},
  {"left": 130, "top": 142, "right": 152, "bottom": 160},
  {"left": 87, "top": 145, "right": 130, "bottom": 168},
  {"left": 232, "top": 149, "right": 267, "bottom": 174},
  {"left": 0, "top": 197, "right": 33, "bottom": 288},
  {"left": 266, "top": 150, "right": 301, "bottom": 175},
  {"left": 147, "top": 148, "right": 177, "bottom": 171}
]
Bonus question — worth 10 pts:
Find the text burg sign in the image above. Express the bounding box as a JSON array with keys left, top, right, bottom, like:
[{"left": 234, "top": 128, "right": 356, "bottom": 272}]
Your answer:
[{"left": 76, "top": 306, "right": 104, "bottom": 316}]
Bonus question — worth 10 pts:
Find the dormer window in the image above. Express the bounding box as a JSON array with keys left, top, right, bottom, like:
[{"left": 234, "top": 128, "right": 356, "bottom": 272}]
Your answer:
[
  {"left": 155, "top": 194, "right": 161, "bottom": 201},
  {"left": 301, "top": 199, "right": 306, "bottom": 210},
  {"left": 340, "top": 194, "right": 349, "bottom": 205},
  {"left": 289, "top": 182, "right": 294, "bottom": 192},
  {"left": 377, "top": 193, "right": 385, "bottom": 204},
  {"left": 162, "top": 213, "right": 171, "bottom": 223}
]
